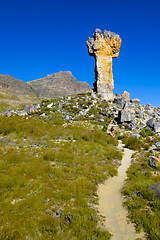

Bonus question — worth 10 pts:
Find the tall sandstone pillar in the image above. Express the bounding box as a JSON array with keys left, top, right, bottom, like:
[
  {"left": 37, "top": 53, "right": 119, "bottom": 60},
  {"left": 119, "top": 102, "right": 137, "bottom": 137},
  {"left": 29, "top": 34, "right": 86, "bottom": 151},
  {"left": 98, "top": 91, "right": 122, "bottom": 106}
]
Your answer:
[{"left": 87, "top": 29, "right": 121, "bottom": 100}]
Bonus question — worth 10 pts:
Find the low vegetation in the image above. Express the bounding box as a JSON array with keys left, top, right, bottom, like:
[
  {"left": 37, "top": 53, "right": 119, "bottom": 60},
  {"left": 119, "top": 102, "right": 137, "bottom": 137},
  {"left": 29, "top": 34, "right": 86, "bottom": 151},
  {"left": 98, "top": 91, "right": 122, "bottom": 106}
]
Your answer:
[
  {"left": 0, "top": 114, "right": 122, "bottom": 239},
  {"left": 122, "top": 146, "right": 160, "bottom": 239},
  {"left": 1, "top": 92, "right": 160, "bottom": 239}
]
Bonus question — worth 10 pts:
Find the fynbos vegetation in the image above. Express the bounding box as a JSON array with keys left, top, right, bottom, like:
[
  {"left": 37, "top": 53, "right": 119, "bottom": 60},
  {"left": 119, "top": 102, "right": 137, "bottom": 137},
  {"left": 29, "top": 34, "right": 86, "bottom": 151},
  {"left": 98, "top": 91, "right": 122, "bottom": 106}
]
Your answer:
[
  {"left": 0, "top": 110, "right": 122, "bottom": 239},
  {"left": 0, "top": 91, "right": 160, "bottom": 239}
]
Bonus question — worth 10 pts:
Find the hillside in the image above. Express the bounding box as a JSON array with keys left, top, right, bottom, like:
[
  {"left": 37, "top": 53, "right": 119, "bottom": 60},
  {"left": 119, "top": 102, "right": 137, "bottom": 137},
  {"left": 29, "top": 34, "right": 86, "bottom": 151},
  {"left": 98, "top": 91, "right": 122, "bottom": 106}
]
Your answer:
[
  {"left": 0, "top": 74, "right": 37, "bottom": 97},
  {"left": 27, "top": 71, "right": 92, "bottom": 98},
  {"left": 0, "top": 91, "right": 160, "bottom": 239},
  {"left": 0, "top": 72, "right": 91, "bottom": 110},
  {"left": 0, "top": 74, "right": 39, "bottom": 109}
]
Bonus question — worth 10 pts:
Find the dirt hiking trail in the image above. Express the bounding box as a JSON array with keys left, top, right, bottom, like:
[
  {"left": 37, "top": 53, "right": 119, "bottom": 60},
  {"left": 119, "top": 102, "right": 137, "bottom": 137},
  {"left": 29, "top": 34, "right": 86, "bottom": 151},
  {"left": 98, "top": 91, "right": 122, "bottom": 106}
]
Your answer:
[{"left": 97, "top": 141, "right": 145, "bottom": 240}]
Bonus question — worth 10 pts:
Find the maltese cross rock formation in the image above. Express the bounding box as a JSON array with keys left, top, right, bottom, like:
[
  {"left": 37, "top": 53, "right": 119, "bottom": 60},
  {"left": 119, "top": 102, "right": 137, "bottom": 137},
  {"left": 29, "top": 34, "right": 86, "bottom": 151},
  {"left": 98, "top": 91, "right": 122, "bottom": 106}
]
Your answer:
[{"left": 87, "top": 28, "right": 121, "bottom": 100}]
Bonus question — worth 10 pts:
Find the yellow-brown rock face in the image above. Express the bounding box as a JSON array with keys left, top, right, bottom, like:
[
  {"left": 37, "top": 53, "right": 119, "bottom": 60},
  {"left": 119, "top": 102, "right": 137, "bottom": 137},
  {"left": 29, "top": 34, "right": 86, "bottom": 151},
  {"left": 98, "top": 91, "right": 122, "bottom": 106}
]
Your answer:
[{"left": 87, "top": 29, "right": 121, "bottom": 100}]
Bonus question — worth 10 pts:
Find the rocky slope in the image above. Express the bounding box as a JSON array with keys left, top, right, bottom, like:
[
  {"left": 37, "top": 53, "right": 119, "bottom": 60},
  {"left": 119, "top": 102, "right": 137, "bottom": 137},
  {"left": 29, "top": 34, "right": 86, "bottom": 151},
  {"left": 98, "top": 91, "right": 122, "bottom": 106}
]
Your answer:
[
  {"left": 0, "top": 74, "right": 39, "bottom": 107},
  {"left": 0, "top": 90, "right": 160, "bottom": 239},
  {"left": 27, "top": 71, "right": 91, "bottom": 99},
  {"left": 0, "top": 74, "right": 37, "bottom": 97},
  {"left": 3, "top": 89, "right": 160, "bottom": 134},
  {"left": 0, "top": 72, "right": 91, "bottom": 108}
]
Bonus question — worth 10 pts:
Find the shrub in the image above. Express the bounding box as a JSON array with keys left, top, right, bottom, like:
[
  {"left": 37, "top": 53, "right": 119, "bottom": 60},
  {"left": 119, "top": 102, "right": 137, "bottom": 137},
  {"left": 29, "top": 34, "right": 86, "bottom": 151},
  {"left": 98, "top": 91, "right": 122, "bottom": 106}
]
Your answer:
[
  {"left": 140, "top": 127, "right": 153, "bottom": 137},
  {"left": 123, "top": 151, "right": 160, "bottom": 240},
  {"left": 124, "top": 136, "right": 142, "bottom": 151},
  {"left": 41, "top": 98, "right": 50, "bottom": 104}
]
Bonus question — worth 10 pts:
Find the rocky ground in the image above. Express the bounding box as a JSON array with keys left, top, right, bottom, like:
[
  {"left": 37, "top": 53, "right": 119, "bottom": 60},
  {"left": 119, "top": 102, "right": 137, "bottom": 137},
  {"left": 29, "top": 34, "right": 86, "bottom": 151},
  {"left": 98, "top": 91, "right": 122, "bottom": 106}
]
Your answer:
[
  {"left": 2, "top": 90, "right": 160, "bottom": 134},
  {"left": 0, "top": 90, "right": 160, "bottom": 239}
]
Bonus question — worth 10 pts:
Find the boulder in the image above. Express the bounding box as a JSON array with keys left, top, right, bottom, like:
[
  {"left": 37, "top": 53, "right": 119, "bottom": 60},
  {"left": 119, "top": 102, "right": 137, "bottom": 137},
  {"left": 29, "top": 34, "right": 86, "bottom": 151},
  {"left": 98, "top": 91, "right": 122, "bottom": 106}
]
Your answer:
[
  {"left": 148, "top": 156, "right": 160, "bottom": 168},
  {"left": 154, "top": 121, "right": 160, "bottom": 133},
  {"left": 47, "top": 103, "right": 53, "bottom": 108},
  {"left": 147, "top": 118, "right": 160, "bottom": 133},
  {"left": 118, "top": 110, "right": 135, "bottom": 123},
  {"left": 121, "top": 91, "right": 130, "bottom": 102},
  {"left": 148, "top": 182, "right": 160, "bottom": 200},
  {"left": 145, "top": 104, "right": 155, "bottom": 115},
  {"left": 136, "top": 110, "right": 144, "bottom": 118},
  {"left": 98, "top": 118, "right": 104, "bottom": 122},
  {"left": 130, "top": 98, "right": 140, "bottom": 107},
  {"left": 24, "top": 104, "right": 40, "bottom": 114},
  {"left": 131, "top": 134, "right": 140, "bottom": 139},
  {"left": 128, "top": 120, "right": 137, "bottom": 131},
  {"left": 17, "top": 110, "right": 28, "bottom": 116},
  {"left": 123, "top": 101, "right": 133, "bottom": 110},
  {"left": 155, "top": 142, "right": 160, "bottom": 148},
  {"left": 113, "top": 97, "right": 126, "bottom": 108},
  {"left": 147, "top": 118, "right": 155, "bottom": 130}
]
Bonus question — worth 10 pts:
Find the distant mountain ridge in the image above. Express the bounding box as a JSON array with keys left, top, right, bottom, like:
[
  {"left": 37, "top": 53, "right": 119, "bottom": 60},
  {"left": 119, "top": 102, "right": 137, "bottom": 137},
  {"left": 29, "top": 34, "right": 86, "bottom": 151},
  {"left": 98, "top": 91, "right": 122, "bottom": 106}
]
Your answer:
[
  {"left": 0, "top": 72, "right": 92, "bottom": 106},
  {"left": 0, "top": 74, "right": 37, "bottom": 97},
  {"left": 27, "top": 71, "right": 91, "bottom": 98}
]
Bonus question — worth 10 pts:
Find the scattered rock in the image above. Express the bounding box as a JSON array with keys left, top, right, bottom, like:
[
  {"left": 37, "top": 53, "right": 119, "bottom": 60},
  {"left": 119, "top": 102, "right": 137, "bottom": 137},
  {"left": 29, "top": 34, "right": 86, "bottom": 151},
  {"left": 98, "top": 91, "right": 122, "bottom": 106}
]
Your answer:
[
  {"left": 131, "top": 134, "right": 140, "bottom": 139},
  {"left": 155, "top": 142, "right": 160, "bottom": 148},
  {"left": 98, "top": 118, "right": 104, "bottom": 122},
  {"left": 148, "top": 182, "right": 160, "bottom": 200},
  {"left": 47, "top": 102, "right": 53, "bottom": 108},
  {"left": 148, "top": 156, "right": 160, "bottom": 168},
  {"left": 0, "top": 137, "right": 9, "bottom": 143},
  {"left": 128, "top": 120, "right": 137, "bottom": 131},
  {"left": 24, "top": 104, "right": 40, "bottom": 114}
]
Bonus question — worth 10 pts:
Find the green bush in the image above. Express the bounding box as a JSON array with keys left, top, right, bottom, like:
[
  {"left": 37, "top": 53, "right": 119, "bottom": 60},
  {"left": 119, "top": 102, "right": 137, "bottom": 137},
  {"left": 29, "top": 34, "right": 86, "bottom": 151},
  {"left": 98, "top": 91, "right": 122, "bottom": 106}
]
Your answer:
[
  {"left": 41, "top": 98, "right": 50, "bottom": 104},
  {"left": 140, "top": 127, "right": 153, "bottom": 137},
  {"left": 124, "top": 136, "right": 142, "bottom": 151}
]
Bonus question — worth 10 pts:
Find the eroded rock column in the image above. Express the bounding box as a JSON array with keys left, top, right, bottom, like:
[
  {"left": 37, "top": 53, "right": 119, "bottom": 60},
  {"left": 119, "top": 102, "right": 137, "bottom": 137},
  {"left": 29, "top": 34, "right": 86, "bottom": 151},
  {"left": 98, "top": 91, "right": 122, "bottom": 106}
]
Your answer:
[{"left": 87, "top": 29, "right": 121, "bottom": 100}]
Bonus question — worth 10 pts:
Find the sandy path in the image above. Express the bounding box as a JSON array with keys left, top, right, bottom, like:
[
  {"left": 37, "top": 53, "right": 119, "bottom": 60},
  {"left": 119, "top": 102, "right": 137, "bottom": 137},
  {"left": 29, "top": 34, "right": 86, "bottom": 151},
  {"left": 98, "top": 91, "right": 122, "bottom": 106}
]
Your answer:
[{"left": 97, "top": 141, "right": 145, "bottom": 240}]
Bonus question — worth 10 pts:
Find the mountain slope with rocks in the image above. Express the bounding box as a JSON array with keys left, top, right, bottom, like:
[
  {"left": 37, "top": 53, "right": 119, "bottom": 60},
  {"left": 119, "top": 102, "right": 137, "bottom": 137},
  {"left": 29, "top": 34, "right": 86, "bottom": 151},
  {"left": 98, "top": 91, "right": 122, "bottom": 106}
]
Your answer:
[
  {"left": 0, "top": 74, "right": 37, "bottom": 97},
  {"left": 0, "top": 89, "right": 160, "bottom": 240},
  {"left": 27, "top": 71, "right": 92, "bottom": 99},
  {"left": 0, "top": 74, "right": 39, "bottom": 108}
]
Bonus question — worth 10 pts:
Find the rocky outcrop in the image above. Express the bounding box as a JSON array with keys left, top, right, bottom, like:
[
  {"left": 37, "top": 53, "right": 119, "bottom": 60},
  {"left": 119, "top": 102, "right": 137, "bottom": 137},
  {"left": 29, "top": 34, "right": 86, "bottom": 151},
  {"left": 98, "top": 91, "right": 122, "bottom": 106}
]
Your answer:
[
  {"left": 28, "top": 71, "right": 91, "bottom": 99},
  {"left": 121, "top": 91, "right": 130, "bottom": 102},
  {"left": 86, "top": 28, "right": 121, "bottom": 100}
]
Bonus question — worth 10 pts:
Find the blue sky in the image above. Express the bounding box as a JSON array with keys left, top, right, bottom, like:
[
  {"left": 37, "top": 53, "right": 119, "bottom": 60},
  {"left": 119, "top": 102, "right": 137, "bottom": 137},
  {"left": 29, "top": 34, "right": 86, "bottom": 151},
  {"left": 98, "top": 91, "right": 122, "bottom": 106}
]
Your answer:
[{"left": 0, "top": 0, "right": 160, "bottom": 106}]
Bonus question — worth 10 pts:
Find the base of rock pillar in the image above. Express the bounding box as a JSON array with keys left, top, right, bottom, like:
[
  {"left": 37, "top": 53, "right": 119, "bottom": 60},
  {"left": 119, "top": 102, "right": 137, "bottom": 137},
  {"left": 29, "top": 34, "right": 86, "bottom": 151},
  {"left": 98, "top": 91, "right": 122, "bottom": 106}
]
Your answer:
[{"left": 98, "top": 91, "right": 113, "bottom": 101}]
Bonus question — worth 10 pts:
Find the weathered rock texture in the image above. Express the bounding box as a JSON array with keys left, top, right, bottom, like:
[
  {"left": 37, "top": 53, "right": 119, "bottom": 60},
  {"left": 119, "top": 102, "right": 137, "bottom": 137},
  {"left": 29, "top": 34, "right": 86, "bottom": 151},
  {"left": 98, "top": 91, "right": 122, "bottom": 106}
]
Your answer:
[
  {"left": 28, "top": 71, "right": 91, "bottom": 99},
  {"left": 121, "top": 91, "right": 130, "bottom": 102},
  {"left": 87, "top": 28, "right": 121, "bottom": 100}
]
